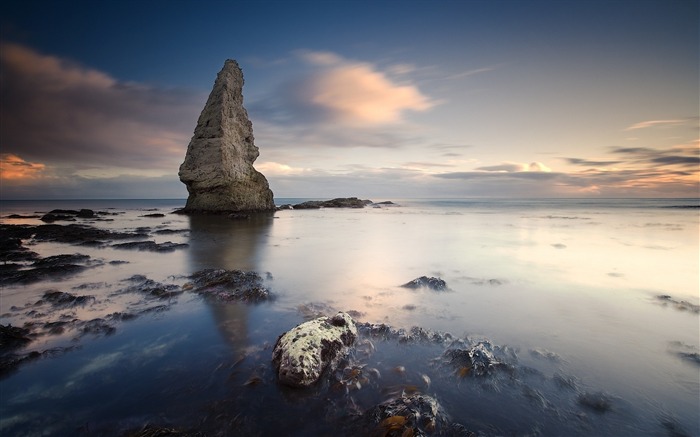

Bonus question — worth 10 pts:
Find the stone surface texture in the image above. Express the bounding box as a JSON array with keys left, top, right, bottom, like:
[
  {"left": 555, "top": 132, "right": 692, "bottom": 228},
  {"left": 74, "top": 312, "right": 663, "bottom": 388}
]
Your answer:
[
  {"left": 179, "top": 59, "right": 274, "bottom": 212},
  {"left": 272, "top": 312, "right": 357, "bottom": 388}
]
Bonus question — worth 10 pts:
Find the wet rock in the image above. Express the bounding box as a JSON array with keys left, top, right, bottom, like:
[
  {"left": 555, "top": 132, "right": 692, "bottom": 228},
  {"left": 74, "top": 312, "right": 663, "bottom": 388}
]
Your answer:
[
  {"left": 153, "top": 229, "right": 189, "bottom": 235},
  {"left": 140, "top": 213, "right": 166, "bottom": 218},
  {"left": 40, "top": 213, "right": 76, "bottom": 222},
  {"left": 0, "top": 324, "right": 32, "bottom": 351},
  {"left": 6, "top": 214, "right": 41, "bottom": 219},
  {"left": 667, "top": 341, "right": 700, "bottom": 366},
  {"left": 361, "top": 394, "right": 474, "bottom": 437},
  {"left": 120, "top": 276, "right": 182, "bottom": 299},
  {"left": 188, "top": 269, "right": 272, "bottom": 303},
  {"left": 32, "top": 253, "right": 91, "bottom": 267},
  {"left": 0, "top": 236, "right": 39, "bottom": 262},
  {"left": 77, "top": 209, "right": 95, "bottom": 218},
  {"left": 124, "top": 424, "right": 206, "bottom": 437},
  {"left": 577, "top": 391, "right": 613, "bottom": 413},
  {"left": 79, "top": 318, "right": 116, "bottom": 336},
  {"left": 287, "top": 197, "right": 373, "bottom": 210},
  {"left": 0, "top": 351, "right": 42, "bottom": 379},
  {"left": 272, "top": 312, "right": 357, "bottom": 387},
  {"left": 0, "top": 253, "right": 97, "bottom": 285},
  {"left": 656, "top": 295, "right": 699, "bottom": 313},
  {"left": 1, "top": 223, "right": 148, "bottom": 245},
  {"left": 442, "top": 340, "right": 512, "bottom": 376},
  {"left": 401, "top": 276, "right": 448, "bottom": 291},
  {"left": 38, "top": 290, "right": 95, "bottom": 307},
  {"left": 112, "top": 241, "right": 189, "bottom": 252}
]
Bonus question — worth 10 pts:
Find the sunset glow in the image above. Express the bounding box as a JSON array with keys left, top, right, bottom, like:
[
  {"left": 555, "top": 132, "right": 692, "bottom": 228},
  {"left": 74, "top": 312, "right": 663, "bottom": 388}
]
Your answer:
[
  {"left": 0, "top": 1, "right": 697, "bottom": 199},
  {"left": 0, "top": 154, "right": 46, "bottom": 180}
]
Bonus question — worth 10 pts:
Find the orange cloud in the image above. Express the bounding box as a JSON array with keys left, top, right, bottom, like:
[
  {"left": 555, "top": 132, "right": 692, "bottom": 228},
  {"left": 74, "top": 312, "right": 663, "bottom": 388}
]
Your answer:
[
  {"left": 0, "top": 154, "right": 46, "bottom": 180},
  {"left": 297, "top": 51, "right": 435, "bottom": 125}
]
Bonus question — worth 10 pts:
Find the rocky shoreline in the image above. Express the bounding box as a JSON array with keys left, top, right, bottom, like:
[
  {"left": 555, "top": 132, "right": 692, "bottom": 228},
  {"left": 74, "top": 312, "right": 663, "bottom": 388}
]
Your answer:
[{"left": 1, "top": 209, "right": 697, "bottom": 437}]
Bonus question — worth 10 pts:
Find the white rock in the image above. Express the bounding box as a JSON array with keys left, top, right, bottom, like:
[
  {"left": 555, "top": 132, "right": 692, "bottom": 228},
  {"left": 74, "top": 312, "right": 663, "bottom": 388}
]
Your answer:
[{"left": 272, "top": 312, "right": 357, "bottom": 388}]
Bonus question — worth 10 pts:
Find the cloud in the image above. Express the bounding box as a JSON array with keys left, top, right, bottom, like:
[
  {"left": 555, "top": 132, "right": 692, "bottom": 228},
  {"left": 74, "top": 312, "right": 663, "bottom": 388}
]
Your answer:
[
  {"left": 0, "top": 42, "right": 202, "bottom": 175},
  {"left": 0, "top": 154, "right": 46, "bottom": 180},
  {"left": 250, "top": 50, "right": 435, "bottom": 127},
  {"left": 475, "top": 161, "right": 552, "bottom": 172},
  {"left": 610, "top": 144, "right": 699, "bottom": 168},
  {"left": 564, "top": 158, "right": 624, "bottom": 167},
  {"left": 623, "top": 119, "right": 691, "bottom": 131}
]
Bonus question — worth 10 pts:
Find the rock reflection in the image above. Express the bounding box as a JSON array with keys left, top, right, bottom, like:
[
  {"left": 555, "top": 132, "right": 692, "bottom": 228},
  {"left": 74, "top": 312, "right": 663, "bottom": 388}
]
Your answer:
[
  {"left": 187, "top": 213, "right": 273, "bottom": 272},
  {"left": 187, "top": 213, "right": 274, "bottom": 354}
]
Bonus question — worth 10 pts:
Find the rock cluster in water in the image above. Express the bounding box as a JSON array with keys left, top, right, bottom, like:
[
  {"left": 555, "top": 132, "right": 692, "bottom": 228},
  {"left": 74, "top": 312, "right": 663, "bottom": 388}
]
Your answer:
[{"left": 179, "top": 59, "right": 275, "bottom": 213}]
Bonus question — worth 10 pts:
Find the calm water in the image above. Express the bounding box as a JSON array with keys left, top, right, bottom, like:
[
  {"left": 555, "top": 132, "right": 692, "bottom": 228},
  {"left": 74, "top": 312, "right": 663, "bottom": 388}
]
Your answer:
[{"left": 0, "top": 198, "right": 698, "bottom": 436}]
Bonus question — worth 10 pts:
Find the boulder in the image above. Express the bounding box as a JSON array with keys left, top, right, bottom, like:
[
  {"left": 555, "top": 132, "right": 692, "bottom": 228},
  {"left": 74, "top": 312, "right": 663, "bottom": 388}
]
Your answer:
[
  {"left": 272, "top": 312, "right": 357, "bottom": 387},
  {"left": 362, "top": 394, "right": 474, "bottom": 437},
  {"left": 401, "top": 276, "right": 448, "bottom": 291},
  {"left": 288, "top": 197, "right": 372, "bottom": 209},
  {"left": 179, "top": 59, "right": 275, "bottom": 213}
]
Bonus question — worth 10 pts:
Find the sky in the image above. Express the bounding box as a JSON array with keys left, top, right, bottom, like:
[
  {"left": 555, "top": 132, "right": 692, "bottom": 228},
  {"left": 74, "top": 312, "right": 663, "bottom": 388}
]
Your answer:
[{"left": 0, "top": 0, "right": 698, "bottom": 200}]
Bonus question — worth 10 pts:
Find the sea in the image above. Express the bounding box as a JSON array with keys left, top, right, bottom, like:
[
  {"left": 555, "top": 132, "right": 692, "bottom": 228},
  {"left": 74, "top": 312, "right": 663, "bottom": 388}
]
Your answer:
[{"left": 0, "top": 197, "right": 698, "bottom": 436}]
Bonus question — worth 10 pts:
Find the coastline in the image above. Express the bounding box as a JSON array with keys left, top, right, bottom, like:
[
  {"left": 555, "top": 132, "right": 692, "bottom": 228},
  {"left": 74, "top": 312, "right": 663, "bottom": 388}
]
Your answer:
[{"left": 0, "top": 198, "right": 698, "bottom": 436}]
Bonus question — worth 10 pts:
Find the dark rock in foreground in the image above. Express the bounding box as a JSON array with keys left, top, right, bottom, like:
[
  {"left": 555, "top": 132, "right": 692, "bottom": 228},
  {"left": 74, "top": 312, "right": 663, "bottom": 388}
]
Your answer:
[
  {"left": 272, "top": 312, "right": 357, "bottom": 387},
  {"left": 38, "top": 290, "right": 95, "bottom": 307},
  {"left": 188, "top": 269, "right": 272, "bottom": 303},
  {"left": 0, "top": 253, "right": 96, "bottom": 285},
  {"left": 0, "top": 325, "right": 32, "bottom": 351},
  {"left": 362, "top": 394, "right": 475, "bottom": 437},
  {"left": 402, "top": 276, "right": 448, "bottom": 291},
  {"left": 112, "top": 241, "right": 189, "bottom": 252},
  {"left": 441, "top": 340, "right": 513, "bottom": 377},
  {"left": 121, "top": 275, "right": 183, "bottom": 299}
]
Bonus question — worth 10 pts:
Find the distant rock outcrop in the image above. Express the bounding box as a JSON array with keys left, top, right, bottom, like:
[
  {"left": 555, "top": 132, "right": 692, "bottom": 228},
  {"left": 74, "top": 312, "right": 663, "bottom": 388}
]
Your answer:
[{"left": 179, "top": 59, "right": 275, "bottom": 213}]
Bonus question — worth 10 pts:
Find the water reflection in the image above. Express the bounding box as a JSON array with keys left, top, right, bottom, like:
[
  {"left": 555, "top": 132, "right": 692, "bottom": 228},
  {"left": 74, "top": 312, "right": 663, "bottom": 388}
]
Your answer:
[
  {"left": 187, "top": 213, "right": 274, "bottom": 355},
  {"left": 187, "top": 213, "right": 273, "bottom": 271}
]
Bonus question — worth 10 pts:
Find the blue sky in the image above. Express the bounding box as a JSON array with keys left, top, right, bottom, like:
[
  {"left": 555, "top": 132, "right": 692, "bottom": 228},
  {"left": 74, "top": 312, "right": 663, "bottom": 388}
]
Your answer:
[{"left": 1, "top": 0, "right": 697, "bottom": 199}]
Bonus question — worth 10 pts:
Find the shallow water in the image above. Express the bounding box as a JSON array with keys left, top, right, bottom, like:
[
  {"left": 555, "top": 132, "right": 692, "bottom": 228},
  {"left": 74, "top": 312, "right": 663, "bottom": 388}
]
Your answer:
[{"left": 0, "top": 198, "right": 698, "bottom": 436}]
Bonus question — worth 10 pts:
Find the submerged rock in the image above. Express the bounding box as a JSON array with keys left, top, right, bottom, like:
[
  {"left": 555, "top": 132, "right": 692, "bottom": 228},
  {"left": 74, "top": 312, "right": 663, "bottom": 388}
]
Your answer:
[
  {"left": 401, "top": 276, "right": 448, "bottom": 291},
  {"left": 0, "top": 324, "right": 32, "bottom": 351},
  {"left": 0, "top": 253, "right": 95, "bottom": 285},
  {"left": 188, "top": 269, "right": 272, "bottom": 303},
  {"left": 272, "top": 312, "right": 357, "bottom": 387},
  {"left": 361, "top": 394, "right": 474, "bottom": 437},
  {"left": 112, "top": 241, "right": 188, "bottom": 252},
  {"left": 178, "top": 59, "right": 275, "bottom": 213},
  {"left": 38, "top": 290, "right": 95, "bottom": 307},
  {"left": 442, "top": 340, "right": 512, "bottom": 377},
  {"left": 287, "top": 197, "right": 373, "bottom": 210}
]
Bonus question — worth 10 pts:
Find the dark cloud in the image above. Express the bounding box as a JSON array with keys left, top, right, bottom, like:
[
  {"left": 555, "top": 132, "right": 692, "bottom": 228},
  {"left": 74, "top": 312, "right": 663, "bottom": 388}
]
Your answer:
[
  {"left": 564, "top": 158, "right": 624, "bottom": 166},
  {"left": 0, "top": 42, "right": 203, "bottom": 171},
  {"left": 609, "top": 145, "right": 699, "bottom": 168},
  {"left": 650, "top": 156, "right": 700, "bottom": 166}
]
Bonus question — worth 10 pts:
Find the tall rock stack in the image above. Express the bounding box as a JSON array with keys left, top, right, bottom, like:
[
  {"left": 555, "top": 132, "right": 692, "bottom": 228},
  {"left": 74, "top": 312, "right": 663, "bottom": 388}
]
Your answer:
[{"left": 179, "top": 60, "right": 275, "bottom": 213}]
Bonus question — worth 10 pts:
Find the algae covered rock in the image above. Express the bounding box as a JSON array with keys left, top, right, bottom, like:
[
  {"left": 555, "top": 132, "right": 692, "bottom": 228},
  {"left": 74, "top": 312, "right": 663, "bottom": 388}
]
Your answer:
[{"left": 272, "top": 312, "right": 357, "bottom": 387}]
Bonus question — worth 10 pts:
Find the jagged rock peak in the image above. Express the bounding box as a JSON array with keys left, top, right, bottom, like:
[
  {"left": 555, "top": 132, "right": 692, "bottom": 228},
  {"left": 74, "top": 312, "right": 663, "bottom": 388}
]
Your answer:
[{"left": 178, "top": 59, "right": 275, "bottom": 213}]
